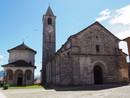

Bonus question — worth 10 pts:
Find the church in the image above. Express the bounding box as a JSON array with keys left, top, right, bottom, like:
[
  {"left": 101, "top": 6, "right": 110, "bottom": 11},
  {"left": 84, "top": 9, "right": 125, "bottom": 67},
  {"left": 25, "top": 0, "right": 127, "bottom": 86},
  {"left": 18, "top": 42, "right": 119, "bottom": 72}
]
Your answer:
[{"left": 42, "top": 7, "right": 129, "bottom": 86}]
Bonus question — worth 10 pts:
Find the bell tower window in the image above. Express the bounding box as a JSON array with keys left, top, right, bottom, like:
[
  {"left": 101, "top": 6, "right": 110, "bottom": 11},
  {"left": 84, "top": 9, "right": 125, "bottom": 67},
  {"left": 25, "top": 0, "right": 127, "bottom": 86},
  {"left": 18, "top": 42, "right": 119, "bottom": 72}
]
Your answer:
[{"left": 48, "top": 18, "right": 52, "bottom": 25}]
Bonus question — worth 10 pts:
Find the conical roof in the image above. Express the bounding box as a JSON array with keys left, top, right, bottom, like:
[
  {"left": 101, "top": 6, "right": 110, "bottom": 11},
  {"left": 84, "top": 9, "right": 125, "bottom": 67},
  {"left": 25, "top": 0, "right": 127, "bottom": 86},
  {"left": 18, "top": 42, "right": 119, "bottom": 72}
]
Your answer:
[
  {"left": 45, "top": 6, "right": 55, "bottom": 16},
  {"left": 8, "top": 42, "right": 37, "bottom": 54}
]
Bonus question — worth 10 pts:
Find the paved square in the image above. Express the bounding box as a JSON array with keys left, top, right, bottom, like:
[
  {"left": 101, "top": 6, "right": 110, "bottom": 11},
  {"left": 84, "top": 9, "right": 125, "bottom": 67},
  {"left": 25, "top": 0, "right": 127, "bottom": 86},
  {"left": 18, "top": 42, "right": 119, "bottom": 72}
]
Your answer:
[{"left": 1, "top": 85, "right": 130, "bottom": 98}]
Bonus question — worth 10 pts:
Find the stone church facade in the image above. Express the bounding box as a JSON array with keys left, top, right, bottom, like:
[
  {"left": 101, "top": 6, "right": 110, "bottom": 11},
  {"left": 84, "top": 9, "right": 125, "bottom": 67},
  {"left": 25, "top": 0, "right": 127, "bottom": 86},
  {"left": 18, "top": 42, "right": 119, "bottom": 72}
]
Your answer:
[
  {"left": 2, "top": 43, "right": 36, "bottom": 86},
  {"left": 42, "top": 7, "right": 129, "bottom": 86}
]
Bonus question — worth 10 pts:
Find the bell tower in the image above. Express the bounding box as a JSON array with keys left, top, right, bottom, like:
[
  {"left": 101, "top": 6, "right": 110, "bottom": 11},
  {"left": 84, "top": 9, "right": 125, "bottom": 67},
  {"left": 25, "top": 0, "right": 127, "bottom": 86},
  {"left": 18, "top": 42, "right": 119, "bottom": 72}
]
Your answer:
[{"left": 42, "top": 6, "right": 56, "bottom": 84}]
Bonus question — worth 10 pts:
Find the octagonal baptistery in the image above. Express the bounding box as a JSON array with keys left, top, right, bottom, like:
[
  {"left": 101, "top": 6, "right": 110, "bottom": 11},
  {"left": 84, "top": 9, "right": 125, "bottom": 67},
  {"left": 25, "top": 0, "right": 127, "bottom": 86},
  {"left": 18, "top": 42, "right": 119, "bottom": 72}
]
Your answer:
[{"left": 2, "top": 42, "right": 37, "bottom": 86}]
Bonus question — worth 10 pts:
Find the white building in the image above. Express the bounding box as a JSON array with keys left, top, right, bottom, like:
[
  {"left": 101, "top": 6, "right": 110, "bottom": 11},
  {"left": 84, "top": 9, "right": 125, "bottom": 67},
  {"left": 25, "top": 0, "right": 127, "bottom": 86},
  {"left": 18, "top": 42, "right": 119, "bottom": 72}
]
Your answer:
[{"left": 2, "top": 42, "right": 37, "bottom": 86}]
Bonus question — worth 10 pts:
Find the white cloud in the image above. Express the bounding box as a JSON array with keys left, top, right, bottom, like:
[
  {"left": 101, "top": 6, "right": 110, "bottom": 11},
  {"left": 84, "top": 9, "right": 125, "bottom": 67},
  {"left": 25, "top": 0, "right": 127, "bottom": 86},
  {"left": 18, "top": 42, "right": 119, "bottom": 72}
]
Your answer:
[
  {"left": 96, "top": 4, "right": 130, "bottom": 25},
  {"left": 96, "top": 4, "right": 130, "bottom": 54},
  {"left": 96, "top": 9, "right": 110, "bottom": 22},
  {"left": 115, "top": 29, "right": 130, "bottom": 39},
  {"left": 109, "top": 5, "right": 130, "bottom": 25},
  {"left": 0, "top": 55, "right": 4, "bottom": 59}
]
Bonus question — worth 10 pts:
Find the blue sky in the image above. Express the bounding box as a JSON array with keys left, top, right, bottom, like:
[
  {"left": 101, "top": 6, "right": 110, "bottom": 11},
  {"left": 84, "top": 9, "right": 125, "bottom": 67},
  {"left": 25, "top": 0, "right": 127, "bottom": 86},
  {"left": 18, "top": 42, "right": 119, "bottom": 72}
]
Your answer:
[{"left": 0, "top": 0, "right": 130, "bottom": 75}]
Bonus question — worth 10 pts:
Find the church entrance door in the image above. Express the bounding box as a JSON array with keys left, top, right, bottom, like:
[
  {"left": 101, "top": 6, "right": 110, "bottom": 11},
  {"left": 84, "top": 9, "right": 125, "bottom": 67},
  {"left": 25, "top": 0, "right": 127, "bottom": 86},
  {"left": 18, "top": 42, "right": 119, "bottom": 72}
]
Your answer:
[
  {"left": 94, "top": 65, "right": 103, "bottom": 84},
  {"left": 17, "top": 77, "right": 23, "bottom": 86}
]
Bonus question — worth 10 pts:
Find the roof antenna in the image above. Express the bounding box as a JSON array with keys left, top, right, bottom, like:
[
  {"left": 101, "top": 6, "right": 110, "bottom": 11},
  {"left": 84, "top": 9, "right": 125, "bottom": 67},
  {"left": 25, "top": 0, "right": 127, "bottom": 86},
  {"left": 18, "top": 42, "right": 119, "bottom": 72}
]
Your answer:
[
  {"left": 22, "top": 38, "right": 24, "bottom": 44},
  {"left": 49, "top": 0, "right": 51, "bottom": 7}
]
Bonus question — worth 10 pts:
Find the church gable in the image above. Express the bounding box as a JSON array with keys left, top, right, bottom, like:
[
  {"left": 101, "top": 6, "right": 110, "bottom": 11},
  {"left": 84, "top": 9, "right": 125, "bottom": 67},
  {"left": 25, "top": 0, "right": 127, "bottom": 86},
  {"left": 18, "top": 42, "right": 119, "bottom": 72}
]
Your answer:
[
  {"left": 72, "top": 22, "right": 121, "bottom": 55},
  {"left": 75, "top": 22, "right": 120, "bottom": 41}
]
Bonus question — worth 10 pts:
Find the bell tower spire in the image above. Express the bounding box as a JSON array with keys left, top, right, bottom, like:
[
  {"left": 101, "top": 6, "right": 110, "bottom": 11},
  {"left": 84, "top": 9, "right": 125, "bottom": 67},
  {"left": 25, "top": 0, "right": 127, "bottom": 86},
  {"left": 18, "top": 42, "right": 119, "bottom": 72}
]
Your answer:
[
  {"left": 45, "top": 6, "right": 55, "bottom": 16},
  {"left": 42, "top": 6, "right": 56, "bottom": 85}
]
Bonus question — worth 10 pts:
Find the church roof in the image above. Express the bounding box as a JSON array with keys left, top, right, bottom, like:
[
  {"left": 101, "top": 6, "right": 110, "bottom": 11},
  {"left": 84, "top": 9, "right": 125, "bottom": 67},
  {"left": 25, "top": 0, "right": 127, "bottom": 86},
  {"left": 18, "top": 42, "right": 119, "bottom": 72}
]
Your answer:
[
  {"left": 2, "top": 60, "right": 36, "bottom": 68},
  {"left": 45, "top": 6, "right": 55, "bottom": 16},
  {"left": 8, "top": 42, "right": 37, "bottom": 54},
  {"left": 71, "top": 21, "right": 121, "bottom": 41},
  {"left": 62, "top": 21, "right": 120, "bottom": 49}
]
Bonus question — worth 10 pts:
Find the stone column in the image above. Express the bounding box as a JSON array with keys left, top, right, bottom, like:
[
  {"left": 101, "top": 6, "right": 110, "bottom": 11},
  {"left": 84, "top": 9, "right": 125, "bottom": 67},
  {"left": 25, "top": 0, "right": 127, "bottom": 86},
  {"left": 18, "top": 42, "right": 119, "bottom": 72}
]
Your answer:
[
  {"left": 13, "top": 70, "right": 15, "bottom": 86},
  {"left": 23, "top": 70, "right": 26, "bottom": 86}
]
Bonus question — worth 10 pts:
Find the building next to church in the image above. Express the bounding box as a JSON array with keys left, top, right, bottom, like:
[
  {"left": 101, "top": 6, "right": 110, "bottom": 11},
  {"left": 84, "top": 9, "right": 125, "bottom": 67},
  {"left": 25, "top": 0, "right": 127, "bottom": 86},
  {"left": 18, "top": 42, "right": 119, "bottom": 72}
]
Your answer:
[
  {"left": 123, "top": 37, "right": 130, "bottom": 80},
  {"left": 42, "top": 7, "right": 129, "bottom": 86},
  {"left": 2, "top": 43, "right": 36, "bottom": 86},
  {"left": 123, "top": 37, "right": 130, "bottom": 61}
]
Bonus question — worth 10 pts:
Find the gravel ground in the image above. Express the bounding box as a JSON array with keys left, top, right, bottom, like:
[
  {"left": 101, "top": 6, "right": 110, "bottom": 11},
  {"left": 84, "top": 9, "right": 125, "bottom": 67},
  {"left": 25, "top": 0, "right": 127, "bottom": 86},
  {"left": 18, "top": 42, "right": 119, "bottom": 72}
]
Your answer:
[
  {"left": 1, "top": 85, "right": 130, "bottom": 98},
  {"left": 0, "top": 91, "right": 6, "bottom": 98}
]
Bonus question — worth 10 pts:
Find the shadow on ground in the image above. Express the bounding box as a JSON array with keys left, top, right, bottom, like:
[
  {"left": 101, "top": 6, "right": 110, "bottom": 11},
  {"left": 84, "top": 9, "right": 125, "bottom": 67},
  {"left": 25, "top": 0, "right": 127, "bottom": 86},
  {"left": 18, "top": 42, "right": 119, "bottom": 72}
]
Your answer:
[{"left": 44, "top": 84, "right": 129, "bottom": 91}]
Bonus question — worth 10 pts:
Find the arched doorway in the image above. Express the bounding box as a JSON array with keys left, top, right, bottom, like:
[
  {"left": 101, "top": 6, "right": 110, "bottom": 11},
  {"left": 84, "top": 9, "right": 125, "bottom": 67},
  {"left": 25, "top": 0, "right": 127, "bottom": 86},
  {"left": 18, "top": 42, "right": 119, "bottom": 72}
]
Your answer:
[
  {"left": 94, "top": 65, "right": 103, "bottom": 84},
  {"left": 17, "top": 76, "right": 23, "bottom": 86},
  {"left": 15, "top": 69, "right": 23, "bottom": 86}
]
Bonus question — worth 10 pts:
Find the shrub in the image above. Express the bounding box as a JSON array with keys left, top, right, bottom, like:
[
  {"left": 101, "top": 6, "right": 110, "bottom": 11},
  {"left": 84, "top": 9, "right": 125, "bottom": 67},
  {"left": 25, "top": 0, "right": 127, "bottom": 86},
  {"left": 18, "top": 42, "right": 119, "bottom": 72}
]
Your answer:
[{"left": 3, "top": 84, "right": 9, "bottom": 90}]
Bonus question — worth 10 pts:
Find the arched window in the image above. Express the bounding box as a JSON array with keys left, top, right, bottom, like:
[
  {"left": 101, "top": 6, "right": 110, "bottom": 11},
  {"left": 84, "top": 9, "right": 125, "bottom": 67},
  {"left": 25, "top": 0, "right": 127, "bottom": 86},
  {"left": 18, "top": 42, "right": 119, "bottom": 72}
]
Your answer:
[{"left": 48, "top": 18, "right": 52, "bottom": 25}]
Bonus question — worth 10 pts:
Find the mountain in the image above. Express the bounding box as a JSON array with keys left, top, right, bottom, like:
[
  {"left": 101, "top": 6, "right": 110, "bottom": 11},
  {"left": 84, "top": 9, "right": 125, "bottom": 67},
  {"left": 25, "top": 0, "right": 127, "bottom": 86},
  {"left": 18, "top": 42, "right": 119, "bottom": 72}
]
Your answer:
[{"left": 0, "top": 70, "right": 4, "bottom": 77}]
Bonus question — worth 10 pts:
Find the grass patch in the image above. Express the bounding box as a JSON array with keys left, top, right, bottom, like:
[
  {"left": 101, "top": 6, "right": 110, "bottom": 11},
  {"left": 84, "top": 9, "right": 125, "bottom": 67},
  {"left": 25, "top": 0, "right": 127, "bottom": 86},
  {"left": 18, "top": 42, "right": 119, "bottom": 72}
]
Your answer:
[{"left": 9, "top": 85, "right": 43, "bottom": 89}]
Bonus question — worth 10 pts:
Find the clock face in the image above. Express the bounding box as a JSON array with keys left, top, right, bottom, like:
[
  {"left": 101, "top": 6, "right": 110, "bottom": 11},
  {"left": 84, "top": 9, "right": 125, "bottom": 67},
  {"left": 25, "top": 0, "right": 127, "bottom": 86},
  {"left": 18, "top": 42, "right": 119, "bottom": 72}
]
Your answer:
[{"left": 46, "top": 25, "right": 54, "bottom": 33}]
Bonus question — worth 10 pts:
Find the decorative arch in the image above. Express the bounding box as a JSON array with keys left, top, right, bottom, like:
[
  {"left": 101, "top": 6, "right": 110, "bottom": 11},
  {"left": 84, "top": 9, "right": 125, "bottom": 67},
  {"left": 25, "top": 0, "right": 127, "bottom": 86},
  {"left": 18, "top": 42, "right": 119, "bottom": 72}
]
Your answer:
[{"left": 92, "top": 61, "right": 107, "bottom": 70}]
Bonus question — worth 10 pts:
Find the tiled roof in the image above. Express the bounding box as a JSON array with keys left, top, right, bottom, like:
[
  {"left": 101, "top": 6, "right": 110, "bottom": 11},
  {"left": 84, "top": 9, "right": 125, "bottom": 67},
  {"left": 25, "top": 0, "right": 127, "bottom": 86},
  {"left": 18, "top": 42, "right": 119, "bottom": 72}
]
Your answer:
[
  {"left": 8, "top": 42, "right": 37, "bottom": 54},
  {"left": 2, "top": 60, "right": 36, "bottom": 68}
]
